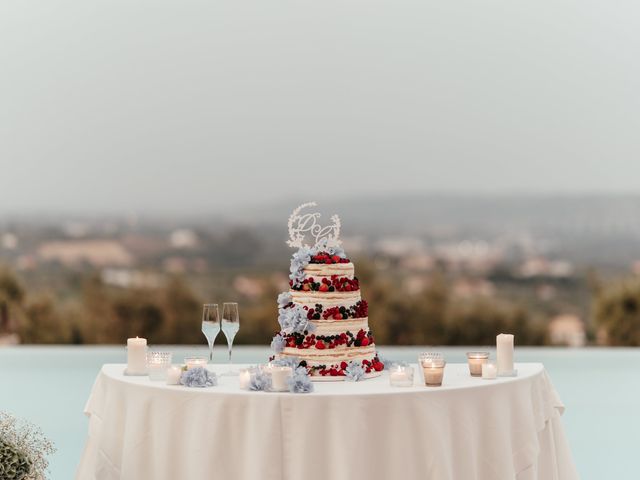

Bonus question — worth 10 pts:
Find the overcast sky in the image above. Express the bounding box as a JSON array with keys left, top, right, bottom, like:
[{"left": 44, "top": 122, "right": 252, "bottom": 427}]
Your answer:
[{"left": 0, "top": 1, "right": 639, "bottom": 215}]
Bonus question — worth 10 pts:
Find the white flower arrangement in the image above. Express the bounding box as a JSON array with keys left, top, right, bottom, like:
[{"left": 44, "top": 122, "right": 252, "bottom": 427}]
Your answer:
[{"left": 0, "top": 412, "right": 55, "bottom": 480}]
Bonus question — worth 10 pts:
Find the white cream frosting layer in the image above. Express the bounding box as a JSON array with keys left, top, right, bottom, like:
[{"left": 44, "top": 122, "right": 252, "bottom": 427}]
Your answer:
[
  {"left": 280, "top": 345, "right": 376, "bottom": 364},
  {"left": 290, "top": 290, "right": 361, "bottom": 308},
  {"left": 304, "top": 262, "right": 354, "bottom": 280},
  {"left": 311, "top": 318, "right": 369, "bottom": 335}
]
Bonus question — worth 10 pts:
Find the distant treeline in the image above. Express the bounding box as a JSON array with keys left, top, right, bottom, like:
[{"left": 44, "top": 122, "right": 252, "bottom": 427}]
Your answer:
[{"left": 1, "top": 261, "right": 638, "bottom": 346}]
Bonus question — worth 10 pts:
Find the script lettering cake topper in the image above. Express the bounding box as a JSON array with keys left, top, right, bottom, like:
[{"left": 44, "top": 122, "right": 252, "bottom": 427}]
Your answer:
[{"left": 287, "top": 202, "right": 341, "bottom": 249}]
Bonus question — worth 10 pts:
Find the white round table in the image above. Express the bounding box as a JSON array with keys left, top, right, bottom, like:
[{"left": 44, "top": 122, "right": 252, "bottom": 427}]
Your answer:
[{"left": 76, "top": 363, "right": 578, "bottom": 480}]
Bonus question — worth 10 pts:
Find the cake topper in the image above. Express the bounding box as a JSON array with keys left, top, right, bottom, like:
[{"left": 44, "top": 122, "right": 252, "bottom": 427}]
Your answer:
[{"left": 287, "top": 202, "right": 341, "bottom": 249}]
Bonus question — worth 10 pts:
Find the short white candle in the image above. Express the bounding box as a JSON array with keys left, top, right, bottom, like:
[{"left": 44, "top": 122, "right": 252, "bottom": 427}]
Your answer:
[
  {"left": 166, "top": 366, "right": 183, "bottom": 385},
  {"left": 239, "top": 368, "right": 253, "bottom": 390},
  {"left": 421, "top": 365, "right": 444, "bottom": 386},
  {"left": 482, "top": 363, "right": 497, "bottom": 380},
  {"left": 496, "top": 333, "right": 515, "bottom": 376},
  {"left": 389, "top": 365, "right": 414, "bottom": 387},
  {"left": 126, "top": 337, "right": 147, "bottom": 375},
  {"left": 184, "top": 357, "right": 208, "bottom": 370},
  {"left": 466, "top": 352, "right": 489, "bottom": 377},
  {"left": 269, "top": 366, "right": 292, "bottom": 392}
]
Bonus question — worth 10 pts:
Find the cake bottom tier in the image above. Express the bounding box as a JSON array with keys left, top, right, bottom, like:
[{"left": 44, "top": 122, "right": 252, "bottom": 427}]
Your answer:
[{"left": 277, "top": 348, "right": 384, "bottom": 380}]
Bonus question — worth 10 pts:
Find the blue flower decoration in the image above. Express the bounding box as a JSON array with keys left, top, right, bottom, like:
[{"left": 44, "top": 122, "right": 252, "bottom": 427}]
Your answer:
[
  {"left": 249, "top": 370, "right": 272, "bottom": 391},
  {"left": 345, "top": 361, "right": 365, "bottom": 382},
  {"left": 180, "top": 367, "right": 217, "bottom": 387},
  {"left": 271, "top": 356, "right": 301, "bottom": 369},
  {"left": 288, "top": 366, "right": 314, "bottom": 393},
  {"left": 277, "top": 291, "right": 292, "bottom": 308},
  {"left": 270, "top": 334, "right": 286, "bottom": 353},
  {"left": 289, "top": 246, "right": 313, "bottom": 286},
  {"left": 278, "top": 305, "right": 316, "bottom": 335}
]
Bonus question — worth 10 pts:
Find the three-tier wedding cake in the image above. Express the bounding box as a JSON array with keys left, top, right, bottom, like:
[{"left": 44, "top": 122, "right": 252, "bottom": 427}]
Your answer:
[{"left": 270, "top": 203, "right": 384, "bottom": 380}]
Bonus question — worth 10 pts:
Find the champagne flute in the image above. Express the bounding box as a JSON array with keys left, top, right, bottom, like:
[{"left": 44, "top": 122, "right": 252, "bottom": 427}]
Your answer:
[
  {"left": 201, "top": 304, "right": 220, "bottom": 363},
  {"left": 221, "top": 302, "right": 240, "bottom": 374}
]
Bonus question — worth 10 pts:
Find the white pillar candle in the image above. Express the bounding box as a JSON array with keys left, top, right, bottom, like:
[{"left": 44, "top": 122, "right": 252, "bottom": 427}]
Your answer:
[
  {"left": 166, "top": 366, "right": 183, "bottom": 385},
  {"left": 269, "top": 366, "right": 292, "bottom": 392},
  {"left": 496, "top": 333, "right": 515, "bottom": 376},
  {"left": 126, "top": 337, "right": 147, "bottom": 375},
  {"left": 482, "top": 363, "right": 497, "bottom": 380}
]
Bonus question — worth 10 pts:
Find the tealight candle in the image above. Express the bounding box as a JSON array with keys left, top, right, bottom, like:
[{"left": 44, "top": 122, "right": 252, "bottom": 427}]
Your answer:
[
  {"left": 482, "top": 363, "right": 497, "bottom": 380},
  {"left": 497, "top": 333, "right": 516, "bottom": 376},
  {"left": 147, "top": 352, "right": 172, "bottom": 381},
  {"left": 269, "top": 366, "right": 292, "bottom": 392},
  {"left": 466, "top": 352, "right": 489, "bottom": 377},
  {"left": 166, "top": 366, "right": 183, "bottom": 385},
  {"left": 239, "top": 367, "right": 255, "bottom": 390},
  {"left": 184, "top": 356, "right": 208, "bottom": 370},
  {"left": 126, "top": 337, "right": 147, "bottom": 375},
  {"left": 389, "top": 364, "right": 414, "bottom": 387},
  {"left": 419, "top": 353, "right": 446, "bottom": 387}
]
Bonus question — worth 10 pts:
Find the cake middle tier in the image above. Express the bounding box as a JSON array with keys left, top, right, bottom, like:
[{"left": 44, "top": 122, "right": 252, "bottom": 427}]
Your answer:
[{"left": 290, "top": 290, "right": 361, "bottom": 309}]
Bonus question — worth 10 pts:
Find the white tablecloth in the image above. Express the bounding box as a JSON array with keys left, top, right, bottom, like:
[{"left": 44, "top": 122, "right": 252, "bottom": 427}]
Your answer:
[{"left": 76, "top": 363, "right": 578, "bottom": 480}]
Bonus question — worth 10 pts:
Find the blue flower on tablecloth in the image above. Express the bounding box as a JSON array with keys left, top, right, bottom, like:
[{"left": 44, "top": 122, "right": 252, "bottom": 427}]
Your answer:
[
  {"left": 278, "top": 305, "right": 316, "bottom": 335},
  {"left": 180, "top": 367, "right": 217, "bottom": 388},
  {"left": 249, "top": 370, "right": 272, "bottom": 391},
  {"left": 289, "top": 246, "right": 313, "bottom": 285},
  {"left": 271, "top": 356, "right": 301, "bottom": 370},
  {"left": 345, "top": 361, "right": 365, "bottom": 382},
  {"left": 277, "top": 291, "right": 292, "bottom": 308},
  {"left": 270, "top": 334, "right": 286, "bottom": 353},
  {"left": 288, "top": 366, "right": 314, "bottom": 394}
]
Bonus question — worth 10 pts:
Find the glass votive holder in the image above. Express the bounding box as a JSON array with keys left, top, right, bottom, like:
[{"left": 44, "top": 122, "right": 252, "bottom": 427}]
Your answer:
[
  {"left": 389, "top": 364, "right": 414, "bottom": 387},
  {"left": 466, "top": 351, "right": 490, "bottom": 377},
  {"left": 419, "top": 352, "right": 446, "bottom": 387},
  {"left": 147, "top": 352, "right": 172, "bottom": 381},
  {"left": 184, "top": 356, "right": 208, "bottom": 370}
]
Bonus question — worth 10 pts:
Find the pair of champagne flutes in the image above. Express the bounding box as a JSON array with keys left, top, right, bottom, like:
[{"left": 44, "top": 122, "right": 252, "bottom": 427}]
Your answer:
[{"left": 202, "top": 303, "right": 240, "bottom": 373}]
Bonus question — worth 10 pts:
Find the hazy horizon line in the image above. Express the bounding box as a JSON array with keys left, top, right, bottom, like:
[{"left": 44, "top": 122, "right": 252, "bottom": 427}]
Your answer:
[{"left": 2, "top": 190, "right": 640, "bottom": 221}]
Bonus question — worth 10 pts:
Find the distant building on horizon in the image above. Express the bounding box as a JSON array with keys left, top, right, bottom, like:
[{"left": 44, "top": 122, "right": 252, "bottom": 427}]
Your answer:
[{"left": 548, "top": 314, "right": 586, "bottom": 347}]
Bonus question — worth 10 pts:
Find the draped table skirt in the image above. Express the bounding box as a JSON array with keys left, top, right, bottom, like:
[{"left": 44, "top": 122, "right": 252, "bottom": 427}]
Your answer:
[{"left": 76, "top": 363, "right": 578, "bottom": 480}]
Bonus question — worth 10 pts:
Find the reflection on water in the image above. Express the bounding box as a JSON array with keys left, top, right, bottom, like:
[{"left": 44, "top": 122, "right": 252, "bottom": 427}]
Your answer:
[{"left": 1, "top": 346, "right": 638, "bottom": 480}]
